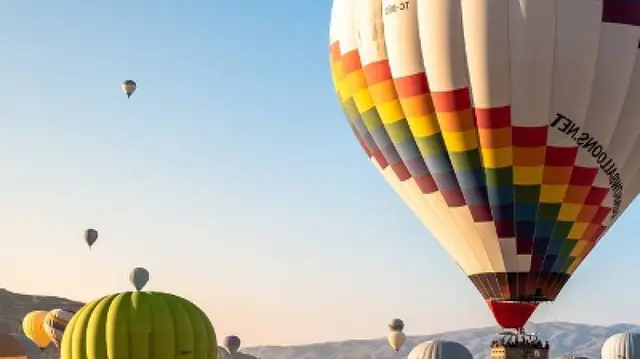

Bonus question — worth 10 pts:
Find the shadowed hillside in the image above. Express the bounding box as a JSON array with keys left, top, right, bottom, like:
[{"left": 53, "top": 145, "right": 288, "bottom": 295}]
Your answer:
[{"left": 0, "top": 289, "right": 636, "bottom": 359}]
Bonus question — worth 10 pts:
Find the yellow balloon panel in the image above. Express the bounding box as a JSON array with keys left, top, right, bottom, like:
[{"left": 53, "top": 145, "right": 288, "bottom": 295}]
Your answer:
[{"left": 329, "top": 0, "right": 640, "bottom": 302}]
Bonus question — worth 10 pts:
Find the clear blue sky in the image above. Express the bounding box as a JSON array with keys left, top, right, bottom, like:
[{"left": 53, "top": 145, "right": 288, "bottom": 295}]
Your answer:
[{"left": 0, "top": 1, "right": 639, "bottom": 348}]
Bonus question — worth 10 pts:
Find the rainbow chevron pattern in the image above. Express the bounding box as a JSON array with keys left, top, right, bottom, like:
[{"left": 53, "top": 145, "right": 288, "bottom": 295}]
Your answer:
[{"left": 330, "top": 0, "right": 640, "bottom": 302}]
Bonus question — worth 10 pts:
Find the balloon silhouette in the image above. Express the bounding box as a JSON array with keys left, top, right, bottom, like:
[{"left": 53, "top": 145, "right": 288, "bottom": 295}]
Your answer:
[
  {"left": 122, "top": 80, "right": 137, "bottom": 98},
  {"left": 129, "top": 267, "right": 150, "bottom": 291},
  {"left": 84, "top": 229, "right": 98, "bottom": 249}
]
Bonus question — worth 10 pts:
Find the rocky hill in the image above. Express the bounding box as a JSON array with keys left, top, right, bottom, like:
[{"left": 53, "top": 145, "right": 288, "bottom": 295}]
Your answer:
[
  {"left": 242, "top": 322, "right": 640, "bottom": 359},
  {"left": 0, "top": 288, "right": 83, "bottom": 359},
  {"left": 0, "top": 288, "right": 635, "bottom": 359}
]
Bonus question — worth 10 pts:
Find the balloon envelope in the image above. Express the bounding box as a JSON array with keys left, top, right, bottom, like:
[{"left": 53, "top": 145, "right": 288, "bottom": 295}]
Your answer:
[
  {"left": 225, "top": 335, "right": 241, "bottom": 355},
  {"left": 84, "top": 229, "right": 98, "bottom": 248},
  {"left": 387, "top": 331, "right": 406, "bottom": 352},
  {"left": 129, "top": 267, "right": 150, "bottom": 291},
  {"left": 408, "top": 340, "right": 473, "bottom": 359},
  {"left": 122, "top": 80, "right": 136, "bottom": 98},
  {"left": 43, "top": 309, "right": 75, "bottom": 347},
  {"left": 60, "top": 291, "right": 216, "bottom": 359},
  {"left": 602, "top": 333, "right": 640, "bottom": 359},
  {"left": 22, "top": 311, "right": 51, "bottom": 350},
  {"left": 329, "top": 0, "right": 640, "bottom": 328}
]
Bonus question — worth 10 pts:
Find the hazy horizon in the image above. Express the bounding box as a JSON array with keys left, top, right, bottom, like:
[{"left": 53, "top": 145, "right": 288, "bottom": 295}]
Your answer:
[{"left": 1, "top": 1, "right": 640, "bottom": 347}]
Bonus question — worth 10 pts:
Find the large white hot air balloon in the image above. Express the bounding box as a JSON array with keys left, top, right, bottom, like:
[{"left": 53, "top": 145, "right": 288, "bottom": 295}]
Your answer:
[
  {"left": 408, "top": 340, "right": 473, "bottom": 359},
  {"left": 602, "top": 333, "right": 640, "bottom": 359},
  {"left": 329, "top": 0, "right": 640, "bottom": 330}
]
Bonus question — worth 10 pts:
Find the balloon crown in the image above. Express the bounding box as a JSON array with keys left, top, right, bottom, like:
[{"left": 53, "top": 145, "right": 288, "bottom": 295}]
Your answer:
[{"left": 389, "top": 318, "right": 404, "bottom": 331}]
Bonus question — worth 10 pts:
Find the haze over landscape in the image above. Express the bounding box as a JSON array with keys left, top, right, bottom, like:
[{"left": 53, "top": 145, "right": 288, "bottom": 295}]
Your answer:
[{"left": 1, "top": 0, "right": 640, "bottom": 353}]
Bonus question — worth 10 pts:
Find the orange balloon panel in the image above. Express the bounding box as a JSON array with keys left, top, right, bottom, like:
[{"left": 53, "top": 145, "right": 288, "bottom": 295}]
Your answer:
[{"left": 329, "top": 0, "right": 640, "bottom": 311}]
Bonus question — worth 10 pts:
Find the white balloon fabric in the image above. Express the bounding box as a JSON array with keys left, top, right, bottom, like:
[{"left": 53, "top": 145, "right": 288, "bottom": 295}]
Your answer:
[
  {"left": 43, "top": 309, "right": 75, "bottom": 347},
  {"left": 602, "top": 333, "right": 640, "bottom": 359},
  {"left": 408, "top": 339, "right": 473, "bottom": 359}
]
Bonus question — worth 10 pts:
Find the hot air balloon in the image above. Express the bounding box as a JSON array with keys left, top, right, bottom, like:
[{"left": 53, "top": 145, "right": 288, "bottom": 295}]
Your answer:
[
  {"left": 43, "top": 309, "right": 75, "bottom": 347},
  {"left": 0, "top": 333, "right": 27, "bottom": 359},
  {"left": 22, "top": 311, "right": 51, "bottom": 350},
  {"left": 122, "top": 80, "right": 136, "bottom": 98},
  {"left": 84, "top": 229, "right": 98, "bottom": 249},
  {"left": 60, "top": 291, "right": 216, "bottom": 359},
  {"left": 329, "top": 0, "right": 640, "bottom": 329},
  {"left": 387, "top": 318, "right": 406, "bottom": 351},
  {"left": 602, "top": 333, "right": 640, "bottom": 359},
  {"left": 225, "top": 336, "right": 241, "bottom": 355},
  {"left": 129, "top": 267, "right": 150, "bottom": 291},
  {"left": 408, "top": 340, "right": 473, "bottom": 359}
]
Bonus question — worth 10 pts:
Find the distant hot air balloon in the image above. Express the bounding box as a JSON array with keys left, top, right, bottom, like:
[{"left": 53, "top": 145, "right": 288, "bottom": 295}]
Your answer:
[
  {"left": 43, "top": 309, "right": 75, "bottom": 347},
  {"left": 408, "top": 340, "right": 473, "bottom": 359},
  {"left": 22, "top": 311, "right": 51, "bottom": 350},
  {"left": 387, "top": 318, "right": 406, "bottom": 351},
  {"left": 387, "top": 331, "right": 406, "bottom": 352},
  {"left": 122, "top": 80, "right": 136, "bottom": 98},
  {"left": 329, "top": 0, "right": 640, "bottom": 329},
  {"left": 60, "top": 291, "right": 216, "bottom": 359},
  {"left": 84, "top": 229, "right": 98, "bottom": 249},
  {"left": 602, "top": 333, "right": 640, "bottom": 359},
  {"left": 225, "top": 335, "right": 241, "bottom": 355},
  {"left": 129, "top": 267, "right": 150, "bottom": 291},
  {"left": 0, "top": 333, "right": 27, "bottom": 359}
]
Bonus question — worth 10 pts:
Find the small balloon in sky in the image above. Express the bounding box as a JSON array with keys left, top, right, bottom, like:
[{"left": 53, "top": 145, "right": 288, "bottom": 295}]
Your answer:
[
  {"left": 129, "top": 267, "right": 150, "bottom": 291},
  {"left": 225, "top": 335, "right": 241, "bottom": 355},
  {"left": 122, "top": 80, "right": 136, "bottom": 98},
  {"left": 84, "top": 229, "right": 98, "bottom": 249}
]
